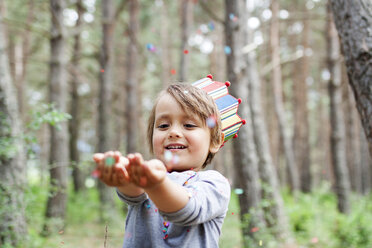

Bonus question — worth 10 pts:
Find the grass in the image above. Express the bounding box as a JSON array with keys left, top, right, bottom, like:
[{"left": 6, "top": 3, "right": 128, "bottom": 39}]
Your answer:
[{"left": 21, "top": 182, "right": 372, "bottom": 248}]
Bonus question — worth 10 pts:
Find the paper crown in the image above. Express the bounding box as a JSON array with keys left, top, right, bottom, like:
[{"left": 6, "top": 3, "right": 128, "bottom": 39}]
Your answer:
[{"left": 192, "top": 75, "right": 245, "bottom": 143}]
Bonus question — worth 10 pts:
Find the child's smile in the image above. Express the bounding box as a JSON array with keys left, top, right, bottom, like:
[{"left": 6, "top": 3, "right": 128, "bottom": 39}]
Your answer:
[{"left": 152, "top": 93, "right": 216, "bottom": 171}]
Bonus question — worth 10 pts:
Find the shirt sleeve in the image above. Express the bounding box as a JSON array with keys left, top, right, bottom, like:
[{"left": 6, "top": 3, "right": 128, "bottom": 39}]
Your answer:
[
  {"left": 159, "top": 170, "right": 231, "bottom": 226},
  {"left": 116, "top": 188, "right": 148, "bottom": 206}
]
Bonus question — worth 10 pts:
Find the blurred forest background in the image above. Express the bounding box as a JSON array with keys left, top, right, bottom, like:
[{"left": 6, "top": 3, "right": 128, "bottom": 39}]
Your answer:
[{"left": 0, "top": 0, "right": 371, "bottom": 247}]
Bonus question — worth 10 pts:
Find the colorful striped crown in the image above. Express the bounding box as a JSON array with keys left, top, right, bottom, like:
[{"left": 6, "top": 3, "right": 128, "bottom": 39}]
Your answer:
[{"left": 192, "top": 75, "right": 245, "bottom": 144}]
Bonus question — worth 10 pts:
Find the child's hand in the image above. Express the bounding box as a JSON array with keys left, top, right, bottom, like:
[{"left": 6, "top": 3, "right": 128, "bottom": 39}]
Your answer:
[
  {"left": 93, "top": 151, "right": 130, "bottom": 187},
  {"left": 126, "top": 153, "right": 167, "bottom": 189}
]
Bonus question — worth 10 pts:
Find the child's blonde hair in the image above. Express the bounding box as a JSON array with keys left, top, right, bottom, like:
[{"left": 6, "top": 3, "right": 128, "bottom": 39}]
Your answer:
[{"left": 147, "top": 83, "right": 222, "bottom": 168}]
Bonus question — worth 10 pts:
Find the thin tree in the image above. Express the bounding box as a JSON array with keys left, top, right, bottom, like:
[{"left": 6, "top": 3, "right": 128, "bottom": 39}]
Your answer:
[
  {"left": 270, "top": 0, "right": 299, "bottom": 193},
  {"left": 125, "top": 0, "right": 139, "bottom": 154},
  {"left": 179, "top": 0, "right": 193, "bottom": 82},
  {"left": 225, "top": 0, "right": 264, "bottom": 243},
  {"left": 0, "top": 5, "right": 27, "bottom": 245},
  {"left": 69, "top": 0, "right": 84, "bottom": 193},
  {"left": 246, "top": 5, "right": 290, "bottom": 242},
  {"left": 292, "top": 2, "right": 311, "bottom": 193},
  {"left": 326, "top": 2, "right": 351, "bottom": 214},
  {"left": 329, "top": 0, "right": 372, "bottom": 156},
  {"left": 43, "top": 0, "right": 69, "bottom": 234},
  {"left": 97, "top": 0, "right": 118, "bottom": 219}
]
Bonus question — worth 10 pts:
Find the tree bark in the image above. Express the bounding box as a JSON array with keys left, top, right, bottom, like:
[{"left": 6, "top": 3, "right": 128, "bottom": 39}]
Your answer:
[
  {"left": 343, "top": 79, "right": 362, "bottom": 193},
  {"left": 293, "top": 3, "right": 311, "bottom": 193},
  {"left": 179, "top": 0, "right": 193, "bottom": 82},
  {"left": 329, "top": 0, "right": 372, "bottom": 157},
  {"left": 247, "top": 24, "right": 290, "bottom": 243},
  {"left": 326, "top": 2, "right": 351, "bottom": 214},
  {"left": 270, "top": 0, "right": 299, "bottom": 193},
  {"left": 43, "top": 0, "right": 69, "bottom": 234},
  {"left": 225, "top": 0, "right": 264, "bottom": 243},
  {"left": 0, "top": 7, "right": 27, "bottom": 245},
  {"left": 160, "top": 0, "right": 171, "bottom": 88},
  {"left": 125, "top": 0, "right": 139, "bottom": 154},
  {"left": 69, "top": 0, "right": 84, "bottom": 193},
  {"left": 97, "top": 0, "right": 116, "bottom": 220}
]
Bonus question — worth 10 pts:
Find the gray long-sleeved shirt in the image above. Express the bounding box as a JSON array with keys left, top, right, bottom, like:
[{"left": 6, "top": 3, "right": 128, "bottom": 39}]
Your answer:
[{"left": 116, "top": 169, "right": 231, "bottom": 248}]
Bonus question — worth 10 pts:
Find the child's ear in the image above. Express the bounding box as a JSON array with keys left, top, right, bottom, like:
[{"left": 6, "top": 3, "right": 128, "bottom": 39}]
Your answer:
[{"left": 210, "top": 133, "right": 225, "bottom": 153}]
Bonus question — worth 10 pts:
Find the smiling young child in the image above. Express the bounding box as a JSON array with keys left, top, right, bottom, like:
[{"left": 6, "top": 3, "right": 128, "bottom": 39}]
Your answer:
[{"left": 93, "top": 76, "right": 243, "bottom": 247}]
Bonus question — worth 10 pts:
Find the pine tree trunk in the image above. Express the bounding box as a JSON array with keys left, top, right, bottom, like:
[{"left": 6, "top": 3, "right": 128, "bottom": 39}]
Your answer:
[
  {"left": 160, "top": 1, "right": 171, "bottom": 88},
  {"left": 343, "top": 80, "right": 362, "bottom": 193},
  {"left": 329, "top": 0, "right": 372, "bottom": 157},
  {"left": 247, "top": 33, "right": 290, "bottom": 241},
  {"left": 326, "top": 3, "right": 351, "bottom": 214},
  {"left": 44, "top": 0, "right": 69, "bottom": 234},
  {"left": 270, "top": 0, "right": 299, "bottom": 193},
  {"left": 97, "top": 0, "right": 116, "bottom": 220},
  {"left": 179, "top": 0, "right": 192, "bottom": 82},
  {"left": 293, "top": 3, "right": 311, "bottom": 193},
  {"left": 225, "top": 0, "right": 264, "bottom": 243},
  {"left": 69, "top": 0, "right": 84, "bottom": 193},
  {"left": 0, "top": 8, "right": 27, "bottom": 245},
  {"left": 125, "top": 0, "right": 139, "bottom": 154}
]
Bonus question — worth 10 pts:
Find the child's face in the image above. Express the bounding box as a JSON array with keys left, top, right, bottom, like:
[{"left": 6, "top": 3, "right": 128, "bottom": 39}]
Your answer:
[{"left": 152, "top": 93, "right": 218, "bottom": 171}]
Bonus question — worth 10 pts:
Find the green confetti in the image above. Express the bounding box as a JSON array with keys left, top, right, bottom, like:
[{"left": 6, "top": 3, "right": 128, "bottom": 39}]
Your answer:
[{"left": 105, "top": 157, "right": 115, "bottom": 166}]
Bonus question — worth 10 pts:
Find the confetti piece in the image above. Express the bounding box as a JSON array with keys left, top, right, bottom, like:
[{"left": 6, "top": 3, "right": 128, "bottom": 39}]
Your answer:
[
  {"left": 155, "top": 209, "right": 158, "bottom": 212},
  {"left": 183, "top": 49, "right": 189, "bottom": 54},
  {"left": 229, "top": 13, "right": 238, "bottom": 22},
  {"left": 105, "top": 157, "right": 115, "bottom": 166},
  {"left": 91, "top": 170, "right": 100, "bottom": 178},
  {"left": 184, "top": 90, "right": 189, "bottom": 94},
  {"left": 224, "top": 46, "right": 232, "bottom": 55},
  {"left": 164, "top": 150, "right": 173, "bottom": 162},
  {"left": 172, "top": 155, "right": 180, "bottom": 164},
  {"left": 232, "top": 212, "right": 234, "bottom": 215},
  {"left": 146, "top": 204, "right": 151, "bottom": 209},
  {"left": 206, "top": 115, "right": 217, "bottom": 128},
  {"left": 251, "top": 227, "right": 259, "bottom": 233},
  {"left": 208, "top": 21, "right": 215, "bottom": 31},
  {"left": 61, "top": 241, "right": 64, "bottom": 245},
  {"left": 311, "top": 237, "right": 319, "bottom": 244},
  {"left": 59, "top": 230, "right": 64, "bottom": 234},
  {"left": 100, "top": 69, "right": 105, "bottom": 73},
  {"left": 234, "top": 188, "right": 244, "bottom": 195},
  {"left": 171, "top": 69, "right": 176, "bottom": 75},
  {"left": 146, "top": 43, "right": 156, "bottom": 52},
  {"left": 259, "top": 240, "right": 262, "bottom": 246}
]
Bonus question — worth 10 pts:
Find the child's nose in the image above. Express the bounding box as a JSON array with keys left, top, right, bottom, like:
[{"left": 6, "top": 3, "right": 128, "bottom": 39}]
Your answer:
[{"left": 168, "top": 126, "right": 182, "bottom": 138}]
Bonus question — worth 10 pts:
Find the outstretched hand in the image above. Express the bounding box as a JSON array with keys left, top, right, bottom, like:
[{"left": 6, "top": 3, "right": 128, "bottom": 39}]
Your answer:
[
  {"left": 93, "top": 151, "right": 130, "bottom": 187},
  {"left": 126, "top": 153, "right": 167, "bottom": 189}
]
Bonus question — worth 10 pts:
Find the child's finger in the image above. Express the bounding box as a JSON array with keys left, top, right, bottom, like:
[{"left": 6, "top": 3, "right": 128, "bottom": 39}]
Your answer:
[
  {"left": 93, "top": 153, "right": 104, "bottom": 163},
  {"left": 114, "top": 151, "right": 122, "bottom": 163}
]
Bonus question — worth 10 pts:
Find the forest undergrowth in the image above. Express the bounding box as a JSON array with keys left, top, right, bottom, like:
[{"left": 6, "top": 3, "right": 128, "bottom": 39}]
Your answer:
[{"left": 20, "top": 181, "right": 372, "bottom": 248}]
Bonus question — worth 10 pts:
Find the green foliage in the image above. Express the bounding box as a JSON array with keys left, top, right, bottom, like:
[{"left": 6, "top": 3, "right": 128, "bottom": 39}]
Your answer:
[
  {"left": 27, "top": 103, "right": 71, "bottom": 131},
  {"left": 24, "top": 103, "right": 71, "bottom": 157},
  {"left": 286, "top": 183, "right": 372, "bottom": 248},
  {"left": 0, "top": 112, "right": 17, "bottom": 159}
]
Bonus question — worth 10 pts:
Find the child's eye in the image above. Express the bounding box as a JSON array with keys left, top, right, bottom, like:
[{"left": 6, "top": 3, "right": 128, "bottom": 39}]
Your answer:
[
  {"left": 157, "top": 124, "right": 169, "bottom": 129},
  {"left": 184, "top": 124, "right": 197, "bottom": 128}
]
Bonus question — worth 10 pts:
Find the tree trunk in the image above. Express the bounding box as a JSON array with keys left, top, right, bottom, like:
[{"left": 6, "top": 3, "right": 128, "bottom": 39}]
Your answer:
[
  {"left": 225, "top": 0, "right": 264, "bottom": 243},
  {"left": 179, "top": 0, "right": 193, "bottom": 82},
  {"left": 329, "top": 0, "right": 372, "bottom": 157},
  {"left": 360, "top": 128, "right": 372, "bottom": 194},
  {"left": 97, "top": 0, "right": 116, "bottom": 220},
  {"left": 326, "top": 2, "right": 351, "bottom": 214},
  {"left": 343, "top": 78, "right": 362, "bottom": 193},
  {"left": 69, "top": 0, "right": 84, "bottom": 193},
  {"left": 270, "top": 0, "right": 299, "bottom": 193},
  {"left": 125, "top": 0, "right": 139, "bottom": 154},
  {"left": 43, "top": 0, "right": 69, "bottom": 234},
  {"left": 160, "top": 1, "right": 171, "bottom": 88},
  {"left": 293, "top": 3, "right": 311, "bottom": 193},
  {"left": 247, "top": 25, "right": 290, "bottom": 243},
  {"left": 0, "top": 7, "right": 27, "bottom": 246}
]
